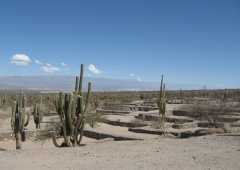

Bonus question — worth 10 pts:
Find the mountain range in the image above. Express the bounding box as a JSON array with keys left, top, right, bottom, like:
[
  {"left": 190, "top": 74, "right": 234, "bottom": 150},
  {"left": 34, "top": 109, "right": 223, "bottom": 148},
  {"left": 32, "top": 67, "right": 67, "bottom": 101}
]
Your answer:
[{"left": 0, "top": 76, "right": 209, "bottom": 91}]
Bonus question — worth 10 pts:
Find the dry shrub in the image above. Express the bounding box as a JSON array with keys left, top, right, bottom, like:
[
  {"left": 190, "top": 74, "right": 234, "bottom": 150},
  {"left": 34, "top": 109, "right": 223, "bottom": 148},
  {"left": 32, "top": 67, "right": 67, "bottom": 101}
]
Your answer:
[{"left": 181, "top": 100, "right": 240, "bottom": 126}]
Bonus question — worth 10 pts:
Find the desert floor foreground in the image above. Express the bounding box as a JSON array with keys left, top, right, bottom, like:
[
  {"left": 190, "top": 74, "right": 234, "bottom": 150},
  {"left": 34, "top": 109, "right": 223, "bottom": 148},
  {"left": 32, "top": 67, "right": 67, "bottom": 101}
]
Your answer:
[{"left": 0, "top": 135, "right": 239, "bottom": 170}]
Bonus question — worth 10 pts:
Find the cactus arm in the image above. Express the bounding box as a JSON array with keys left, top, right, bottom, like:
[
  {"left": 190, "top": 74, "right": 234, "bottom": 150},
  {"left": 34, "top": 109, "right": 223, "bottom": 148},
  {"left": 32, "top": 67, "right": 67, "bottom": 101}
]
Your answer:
[
  {"left": 52, "top": 131, "right": 63, "bottom": 147},
  {"left": 75, "top": 76, "right": 79, "bottom": 93},
  {"left": 73, "top": 96, "right": 82, "bottom": 146},
  {"left": 76, "top": 82, "right": 92, "bottom": 145},
  {"left": 78, "top": 64, "right": 84, "bottom": 95},
  {"left": 159, "top": 75, "right": 164, "bottom": 101},
  {"left": 84, "top": 82, "right": 92, "bottom": 113},
  {"left": 76, "top": 119, "right": 85, "bottom": 145},
  {"left": 75, "top": 95, "right": 83, "bottom": 116},
  {"left": 24, "top": 112, "right": 30, "bottom": 127}
]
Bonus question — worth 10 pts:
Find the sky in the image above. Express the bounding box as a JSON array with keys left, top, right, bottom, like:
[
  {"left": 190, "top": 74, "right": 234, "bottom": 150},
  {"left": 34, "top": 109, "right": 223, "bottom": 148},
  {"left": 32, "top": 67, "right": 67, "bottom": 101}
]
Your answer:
[{"left": 0, "top": 0, "right": 239, "bottom": 88}]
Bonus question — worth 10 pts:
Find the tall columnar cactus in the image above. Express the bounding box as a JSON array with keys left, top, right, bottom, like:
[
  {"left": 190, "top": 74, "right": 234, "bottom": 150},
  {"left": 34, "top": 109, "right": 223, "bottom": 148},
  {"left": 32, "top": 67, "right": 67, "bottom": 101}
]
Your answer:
[
  {"left": 52, "top": 64, "right": 92, "bottom": 147},
  {"left": 1, "top": 94, "right": 7, "bottom": 106},
  {"left": 75, "top": 76, "right": 79, "bottom": 93},
  {"left": 78, "top": 64, "right": 84, "bottom": 96},
  {"left": 11, "top": 94, "right": 29, "bottom": 149},
  {"left": 33, "top": 103, "right": 43, "bottom": 129},
  {"left": 158, "top": 75, "right": 166, "bottom": 130},
  {"left": 33, "top": 96, "right": 43, "bottom": 129}
]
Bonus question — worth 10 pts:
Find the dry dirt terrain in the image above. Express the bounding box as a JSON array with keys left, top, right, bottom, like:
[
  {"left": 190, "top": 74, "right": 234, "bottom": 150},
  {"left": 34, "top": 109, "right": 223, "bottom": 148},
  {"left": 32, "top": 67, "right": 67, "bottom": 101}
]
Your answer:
[
  {"left": 0, "top": 135, "right": 239, "bottom": 170},
  {"left": 0, "top": 104, "right": 240, "bottom": 170}
]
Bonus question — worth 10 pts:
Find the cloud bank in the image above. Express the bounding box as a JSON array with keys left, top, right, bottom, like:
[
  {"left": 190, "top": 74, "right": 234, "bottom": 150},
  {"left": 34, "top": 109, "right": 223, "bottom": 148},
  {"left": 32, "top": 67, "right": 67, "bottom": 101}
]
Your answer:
[
  {"left": 11, "top": 54, "right": 32, "bottom": 66},
  {"left": 41, "top": 63, "right": 60, "bottom": 73}
]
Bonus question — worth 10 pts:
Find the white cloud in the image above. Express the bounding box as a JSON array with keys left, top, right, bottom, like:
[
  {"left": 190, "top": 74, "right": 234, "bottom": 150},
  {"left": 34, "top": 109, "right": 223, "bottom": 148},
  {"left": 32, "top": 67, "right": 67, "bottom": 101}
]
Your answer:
[
  {"left": 34, "top": 59, "right": 60, "bottom": 73},
  {"left": 129, "top": 73, "right": 142, "bottom": 82},
  {"left": 11, "top": 54, "right": 32, "bottom": 66},
  {"left": 35, "top": 59, "right": 43, "bottom": 65},
  {"left": 137, "top": 76, "right": 142, "bottom": 82},
  {"left": 129, "top": 73, "right": 135, "bottom": 77},
  {"left": 88, "top": 64, "right": 101, "bottom": 74},
  {"left": 41, "top": 63, "right": 60, "bottom": 73},
  {"left": 61, "top": 62, "right": 67, "bottom": 67}
]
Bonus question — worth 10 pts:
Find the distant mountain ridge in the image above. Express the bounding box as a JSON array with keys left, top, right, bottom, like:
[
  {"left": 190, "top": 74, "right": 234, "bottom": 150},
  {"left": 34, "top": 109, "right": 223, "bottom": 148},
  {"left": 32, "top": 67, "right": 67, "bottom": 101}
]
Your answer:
[
  {"left": 0, "top": 76, "right": 209, "bottom": 91},
  {"left": 0, "top": 76, "right": 159, "bottom": 91}
]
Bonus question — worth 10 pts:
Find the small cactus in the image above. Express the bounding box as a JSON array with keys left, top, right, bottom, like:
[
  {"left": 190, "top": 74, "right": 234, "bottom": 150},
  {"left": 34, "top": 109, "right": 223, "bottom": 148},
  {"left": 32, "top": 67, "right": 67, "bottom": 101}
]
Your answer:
[
  {"left": 11, "top": 94, "right": 29, "bottom": 149},
  {"left": 3, "top": 95, "right": 7, "bottom": 105},
  {"left": 33, "top": 103, "right": 43, "bottom": 129},
  {"left": 0, "top": 94, "right": 7, "bottom": 106},
  {"left": 33, "top": 96, "right": 43, "bottom": 129}
]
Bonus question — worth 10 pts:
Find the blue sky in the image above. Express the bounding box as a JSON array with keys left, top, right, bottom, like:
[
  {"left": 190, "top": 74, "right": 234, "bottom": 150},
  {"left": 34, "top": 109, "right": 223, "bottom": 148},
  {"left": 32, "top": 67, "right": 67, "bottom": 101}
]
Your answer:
[{"left": 0, "top": 0, "right": 239, "bottom": 88}]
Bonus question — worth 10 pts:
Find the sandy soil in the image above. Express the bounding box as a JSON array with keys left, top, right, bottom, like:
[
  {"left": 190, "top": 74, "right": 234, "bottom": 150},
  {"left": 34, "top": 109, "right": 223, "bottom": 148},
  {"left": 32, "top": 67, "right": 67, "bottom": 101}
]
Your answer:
[
  {"left": 0, "top": 135, "right": 239, "bottom": 170},
  {"left": 1, "top": 106, "right": 240, "bottom": 170}
]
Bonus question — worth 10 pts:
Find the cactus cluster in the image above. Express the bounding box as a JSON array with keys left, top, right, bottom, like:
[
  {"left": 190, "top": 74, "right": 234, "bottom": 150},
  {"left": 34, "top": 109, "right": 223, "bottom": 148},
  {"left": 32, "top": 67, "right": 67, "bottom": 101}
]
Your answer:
[
  {"left": 158, "top": 75, "right": 166, "bottom": 130},
  {"left": 52, "top": 64, "right": 92, "bottom": 147},
  {"left": 11, "top": 94, "right": 29, "bottom": 149}
]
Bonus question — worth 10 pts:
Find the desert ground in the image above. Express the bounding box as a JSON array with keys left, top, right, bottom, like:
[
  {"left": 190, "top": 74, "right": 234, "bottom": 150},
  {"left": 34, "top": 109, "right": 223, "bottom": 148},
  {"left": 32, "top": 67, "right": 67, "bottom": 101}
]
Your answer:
[
  {"left": 0, "top": 135, "right": 239, "bottom": 170},
  {"left": 0, "top": 97, "right": 240, "bottom": 170}
]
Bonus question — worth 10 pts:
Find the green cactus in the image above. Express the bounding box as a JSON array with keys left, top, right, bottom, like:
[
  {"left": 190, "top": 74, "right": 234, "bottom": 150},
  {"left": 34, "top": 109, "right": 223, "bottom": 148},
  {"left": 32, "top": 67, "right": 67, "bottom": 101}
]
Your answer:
[
  {"left": 1, "top": 94, "right": 7, "bottom": 106},
  {"left": 33, "top": 103, "right": 43, "bottom": 129},
  {"left": 3, "top": 95, "right": 7, "bottom": 105},
  {"left": 52, "top": 64, "right": 92, "bottom": 147},
  {"left": 158, "top": 75, "right": 166, "bottom": 131},
  {"left": 11, "top": 94, "right": 29, "bottom": 149},
  {"left": 78, "top": 64, "right": 84, "bottom": 96},
  {"left": 33, "top": 96, "right": 43, "bottom": 129},
  {"left": 74, "top": 82, "right": 91, "bottom": 146},
  {"left": 75, "top": 76, "right": 79, "bottom": 93}
]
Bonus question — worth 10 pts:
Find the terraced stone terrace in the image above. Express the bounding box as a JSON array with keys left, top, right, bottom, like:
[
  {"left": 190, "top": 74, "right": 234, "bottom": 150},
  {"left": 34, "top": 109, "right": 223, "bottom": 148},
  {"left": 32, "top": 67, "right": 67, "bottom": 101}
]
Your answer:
[{"left": 87, "top": 101, "right": 240, "bottom": 140}]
